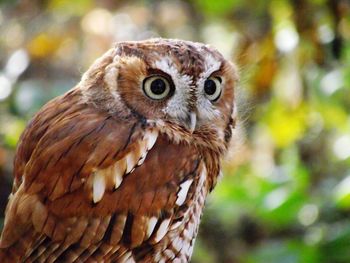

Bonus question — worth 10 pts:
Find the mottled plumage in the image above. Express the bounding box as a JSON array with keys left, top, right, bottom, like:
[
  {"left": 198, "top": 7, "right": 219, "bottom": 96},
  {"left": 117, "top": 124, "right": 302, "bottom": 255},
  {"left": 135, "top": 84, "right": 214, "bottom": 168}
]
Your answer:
[{"left": 0, "top": 38, "right": 238, "bottom": 262}]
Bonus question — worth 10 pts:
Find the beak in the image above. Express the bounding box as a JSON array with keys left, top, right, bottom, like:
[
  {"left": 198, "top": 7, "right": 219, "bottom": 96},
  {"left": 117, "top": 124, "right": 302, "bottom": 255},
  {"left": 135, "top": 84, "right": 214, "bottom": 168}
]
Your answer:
[{"left": 187, "top": 112, "right": 197, "bottom": 133}]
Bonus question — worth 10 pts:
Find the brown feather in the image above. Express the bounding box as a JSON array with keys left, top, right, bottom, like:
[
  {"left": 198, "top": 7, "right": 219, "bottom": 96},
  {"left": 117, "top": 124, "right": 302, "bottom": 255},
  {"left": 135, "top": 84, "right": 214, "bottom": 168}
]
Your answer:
[{"left": 0, "top": 38, "right": 238, "bottom": 262}]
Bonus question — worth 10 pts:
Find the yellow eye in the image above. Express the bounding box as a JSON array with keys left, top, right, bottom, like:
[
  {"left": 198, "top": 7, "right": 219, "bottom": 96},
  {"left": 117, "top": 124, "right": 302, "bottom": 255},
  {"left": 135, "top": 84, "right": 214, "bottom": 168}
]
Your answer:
[
  {"left": 204, "top": 77, "right": 222, "bottom": 101},
  {"left": 143, "top": 76, "right": 171, "bottom": 100}
]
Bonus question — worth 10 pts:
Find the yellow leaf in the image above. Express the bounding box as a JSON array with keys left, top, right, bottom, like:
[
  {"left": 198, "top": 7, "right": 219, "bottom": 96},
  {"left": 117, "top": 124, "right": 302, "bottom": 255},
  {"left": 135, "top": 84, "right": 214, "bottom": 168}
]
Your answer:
[
  {"left": 27, "top": 33, "right": 62, "bottom": 58},
  {"left": 48, "top": 0, "right": 93, "bottom": 16},
  {"left": 265, "top": 102, "right": 307, "bottom": 148}
]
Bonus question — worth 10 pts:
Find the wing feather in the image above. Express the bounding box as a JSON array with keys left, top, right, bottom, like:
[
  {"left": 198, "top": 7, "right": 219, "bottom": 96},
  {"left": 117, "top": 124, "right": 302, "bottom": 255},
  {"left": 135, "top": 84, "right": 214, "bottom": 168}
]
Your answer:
[{"left": 0, "top": 88, "right": 203, "bottom": 262}]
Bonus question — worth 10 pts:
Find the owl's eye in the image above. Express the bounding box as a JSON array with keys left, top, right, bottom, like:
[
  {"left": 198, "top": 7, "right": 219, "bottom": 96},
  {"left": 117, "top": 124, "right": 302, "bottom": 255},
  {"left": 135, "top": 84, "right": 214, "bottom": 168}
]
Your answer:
[
  {"left": 143, "top": 76, "right": 171, "bottom": 100},
  {"left": 204, "top": 77, "right": 222, "bottom": 102}
]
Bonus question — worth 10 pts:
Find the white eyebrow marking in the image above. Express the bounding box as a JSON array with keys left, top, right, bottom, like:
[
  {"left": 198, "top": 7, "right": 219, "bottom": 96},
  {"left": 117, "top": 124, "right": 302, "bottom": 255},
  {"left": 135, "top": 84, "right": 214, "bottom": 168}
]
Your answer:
[
  {"left": 195, "top": 53, "right": 222, "bottom": 121},
  {"left": 153, "top": 57, "right": 193, "bottom": 120},
  {"left": 201, "top": 53, "right": 222, "bottom": 79},
  {"left": 154, "top": 56, "right": 192, "bottom": 87},
  {"left": 195, "top": 53, "right": 222, "bottom": 91}
]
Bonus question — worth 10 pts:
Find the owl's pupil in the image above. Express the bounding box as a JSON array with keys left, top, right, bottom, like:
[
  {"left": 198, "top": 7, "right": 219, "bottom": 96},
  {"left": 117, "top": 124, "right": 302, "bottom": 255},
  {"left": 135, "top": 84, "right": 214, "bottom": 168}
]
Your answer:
[
  {"left": 151, "top": 79, "right": 166, "bottom": 94},
  {"left": 204, "top": 79, "right": 217, "bottom": 95}
]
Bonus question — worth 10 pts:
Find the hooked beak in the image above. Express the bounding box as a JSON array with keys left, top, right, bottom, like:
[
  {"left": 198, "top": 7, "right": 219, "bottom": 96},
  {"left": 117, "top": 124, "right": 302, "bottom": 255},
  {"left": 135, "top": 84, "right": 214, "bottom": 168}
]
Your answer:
[{"left": 186, "top": 112, "right": 197, "bottom": 133}]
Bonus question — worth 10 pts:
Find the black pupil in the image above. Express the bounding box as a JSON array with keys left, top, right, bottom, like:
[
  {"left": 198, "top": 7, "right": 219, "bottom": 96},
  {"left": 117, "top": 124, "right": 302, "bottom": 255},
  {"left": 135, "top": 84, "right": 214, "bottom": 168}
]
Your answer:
[
  {"left": 150, "top": 78, "right": 166, "bottom": 95},
  {"left": 204, "top": 79, "right": 217, "bottom": 95}
]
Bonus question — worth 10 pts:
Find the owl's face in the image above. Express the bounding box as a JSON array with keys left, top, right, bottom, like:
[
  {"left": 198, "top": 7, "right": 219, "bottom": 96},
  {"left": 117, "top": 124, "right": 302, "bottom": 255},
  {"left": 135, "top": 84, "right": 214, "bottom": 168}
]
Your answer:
[{"left": 83, "top": 39, "right": 237, "bottom": 148}]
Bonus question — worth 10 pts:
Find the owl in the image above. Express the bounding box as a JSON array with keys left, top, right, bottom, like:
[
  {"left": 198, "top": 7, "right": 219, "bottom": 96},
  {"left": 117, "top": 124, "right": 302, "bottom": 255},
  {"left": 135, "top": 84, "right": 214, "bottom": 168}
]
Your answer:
[{"left": 0, "top": 38, "right": 238, "bottom": 262}]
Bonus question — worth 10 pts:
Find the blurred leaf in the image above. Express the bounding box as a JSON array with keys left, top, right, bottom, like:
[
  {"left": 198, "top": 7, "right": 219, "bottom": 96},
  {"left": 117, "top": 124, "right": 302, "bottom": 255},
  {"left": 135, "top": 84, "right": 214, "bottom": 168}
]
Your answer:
[
  {"left": 27, "top": 33, "right": 63, "bottom": 59},
  {"left": 194, "top": 0, "right": 243, "bottom": 16},
  {"left": 192, "top": 238, "right": 217, "bottom": 263},
  {"left": 260, "top": 190, "right": 306, "bottom": 228},
  {"left": 316, "top": 102, "right": 349, "bottom": 132},
  {"left": 48, "top": 0, "right": 93, "bottom": 16},
  {"left": 245, "top": 239, "right": 319, "bottom": 263},
  {"left": 263, "top": 101, "right": 308, "bottom": 148},
  {"left": 334, "top": 176, "right": 350, "bottom": 209},
  {"left": 321, "top": 223, "right": 350, "bottom": 263},
  {"left": 0, "top": 0, "right": 19, "bottom": 6},
  {"left": 2, "top": 119, "right": 25, "bottom": 148}
]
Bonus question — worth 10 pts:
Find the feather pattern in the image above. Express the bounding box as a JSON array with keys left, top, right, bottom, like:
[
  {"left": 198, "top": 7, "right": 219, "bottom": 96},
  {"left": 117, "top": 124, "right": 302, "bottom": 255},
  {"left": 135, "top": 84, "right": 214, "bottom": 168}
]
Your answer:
[{"left": 0, "top": 38, "right": 237, "bottom": 262}]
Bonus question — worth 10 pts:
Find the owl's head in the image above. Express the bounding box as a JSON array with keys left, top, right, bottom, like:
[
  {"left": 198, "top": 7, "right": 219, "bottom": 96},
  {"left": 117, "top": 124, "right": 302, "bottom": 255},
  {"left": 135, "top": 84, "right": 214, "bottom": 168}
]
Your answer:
[{"left": 81, "top": 38, "right": 238, "bottom": 151}]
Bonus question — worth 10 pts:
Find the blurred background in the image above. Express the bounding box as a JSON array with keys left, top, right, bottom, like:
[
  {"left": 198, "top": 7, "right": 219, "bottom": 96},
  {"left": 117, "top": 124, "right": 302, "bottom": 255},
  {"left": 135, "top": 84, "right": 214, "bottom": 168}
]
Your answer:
[{"left": 0, "top": 0, "right": 349, "bottom": 262}]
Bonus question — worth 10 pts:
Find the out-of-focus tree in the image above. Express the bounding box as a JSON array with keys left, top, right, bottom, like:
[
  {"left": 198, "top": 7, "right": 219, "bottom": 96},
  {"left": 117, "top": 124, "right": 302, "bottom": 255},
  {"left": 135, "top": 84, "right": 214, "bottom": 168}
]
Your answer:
[{"left": 0, "top": 0, "right": 349, "bottom": 262}]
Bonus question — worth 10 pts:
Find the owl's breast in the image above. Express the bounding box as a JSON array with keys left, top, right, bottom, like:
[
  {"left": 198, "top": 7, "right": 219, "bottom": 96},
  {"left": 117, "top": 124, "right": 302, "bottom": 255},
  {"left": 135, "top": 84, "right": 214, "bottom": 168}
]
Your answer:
[{"left": 122, "top": 133, "right": 210, "bottom": 262}]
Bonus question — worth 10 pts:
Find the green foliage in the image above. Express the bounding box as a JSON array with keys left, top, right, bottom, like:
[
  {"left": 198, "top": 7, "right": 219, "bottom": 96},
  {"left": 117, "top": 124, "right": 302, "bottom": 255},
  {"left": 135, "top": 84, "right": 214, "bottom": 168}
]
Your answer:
[{"left": 194, "top": 0, "right": 243, "bottom": 16}]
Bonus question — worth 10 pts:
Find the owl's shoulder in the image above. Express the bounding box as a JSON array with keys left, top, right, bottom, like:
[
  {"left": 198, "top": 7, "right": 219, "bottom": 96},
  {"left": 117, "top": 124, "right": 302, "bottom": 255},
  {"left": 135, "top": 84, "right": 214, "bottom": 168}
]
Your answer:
[{"left": 13, "top": 88, "right": 136, "bottom": 191}]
